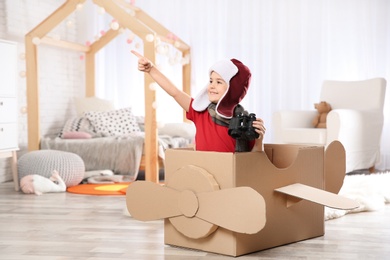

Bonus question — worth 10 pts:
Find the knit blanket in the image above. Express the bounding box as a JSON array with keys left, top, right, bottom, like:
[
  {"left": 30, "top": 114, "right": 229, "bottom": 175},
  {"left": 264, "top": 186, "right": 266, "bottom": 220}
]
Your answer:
[{"left": 41, "top": 133, "right": 191, "bottom": 181}]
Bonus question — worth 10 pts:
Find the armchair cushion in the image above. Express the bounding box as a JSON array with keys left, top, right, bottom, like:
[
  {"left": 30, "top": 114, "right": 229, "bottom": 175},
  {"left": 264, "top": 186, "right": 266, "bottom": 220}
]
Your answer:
[{"left": 273, "top": 110, "right": 326, "bottom": 144}]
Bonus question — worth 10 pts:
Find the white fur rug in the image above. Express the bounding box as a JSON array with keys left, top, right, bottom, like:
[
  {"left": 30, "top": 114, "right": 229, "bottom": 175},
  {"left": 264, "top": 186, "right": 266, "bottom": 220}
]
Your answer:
[{"left": 325, "top": 172, "right": 390, "bottom": 220}]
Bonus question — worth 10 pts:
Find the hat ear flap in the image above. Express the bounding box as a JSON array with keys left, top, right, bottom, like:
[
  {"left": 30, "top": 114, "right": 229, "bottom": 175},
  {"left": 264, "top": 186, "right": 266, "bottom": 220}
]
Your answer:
[
  {"left": 192, "top": 85, "right": 210, "bottom": 112},
  {"left": 216, "top": 59, "right": 251, "bottom": 118}
]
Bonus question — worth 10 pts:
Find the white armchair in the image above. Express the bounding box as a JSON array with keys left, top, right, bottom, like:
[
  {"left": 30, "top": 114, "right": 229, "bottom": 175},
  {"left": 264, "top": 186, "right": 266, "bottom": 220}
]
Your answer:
[{"left": 273, "top": 78, "right": 386, "bottom": 173}]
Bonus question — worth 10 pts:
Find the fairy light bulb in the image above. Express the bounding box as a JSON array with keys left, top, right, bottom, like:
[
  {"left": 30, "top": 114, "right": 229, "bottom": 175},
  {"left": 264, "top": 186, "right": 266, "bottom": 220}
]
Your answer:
[
  {"left": 99, "top": 7, "right": 105, "bottom": 14},
  {"left": 66, "top": 20, "right": 73, "bottom": 28},
  {"left": 110, "top": 20, "right": 119, "bottom": 30},
  {"left": 127, "top": 33, "right": 135, "bottom": 44},
  {"left": 145, "top": 34, "right": 154, "bottom": 42},
  {"left": 174, "top": 41, "right": 181, "bottom": 48},
  {"left": 156, "top": 44, "right": 169, "bottom": 55},
  {"left": 76, "top": 3, "right": 84, "bottom": 11},
  {"left": 32, "top": 37, "right": 41, "bottom": 45},
  {"left": 20, "top": 106, "right": 27, "bottom": 114},
  {"left": 149, "top": 83, "right": 157, "bottom": 91}
]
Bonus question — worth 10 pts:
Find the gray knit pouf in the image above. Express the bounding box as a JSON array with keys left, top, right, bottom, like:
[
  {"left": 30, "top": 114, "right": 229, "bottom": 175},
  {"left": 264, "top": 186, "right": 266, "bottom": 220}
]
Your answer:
[{"left": 18, "top": 150, "right": 85, "bottom": 187}]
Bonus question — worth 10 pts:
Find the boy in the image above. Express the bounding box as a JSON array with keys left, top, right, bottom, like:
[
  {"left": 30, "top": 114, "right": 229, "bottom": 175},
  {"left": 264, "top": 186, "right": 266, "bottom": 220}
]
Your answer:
[{"left": 132, "top": 50, "right": 265, "bottom": 152}]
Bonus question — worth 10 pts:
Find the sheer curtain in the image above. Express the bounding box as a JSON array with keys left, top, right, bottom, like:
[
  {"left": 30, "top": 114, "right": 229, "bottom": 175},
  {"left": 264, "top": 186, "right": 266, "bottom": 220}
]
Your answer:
[{"left": 81, "top": 0, "right": 390, "bottom": 170}]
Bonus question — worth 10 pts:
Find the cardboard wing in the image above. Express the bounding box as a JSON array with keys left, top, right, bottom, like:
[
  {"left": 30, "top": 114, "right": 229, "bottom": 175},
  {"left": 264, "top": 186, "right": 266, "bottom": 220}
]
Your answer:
[
  {"left": 275, "top": 183, "right": 359, "bottom": 209},
  {"left": 275, "top": 141, "right": 359, "bottom": 210}
]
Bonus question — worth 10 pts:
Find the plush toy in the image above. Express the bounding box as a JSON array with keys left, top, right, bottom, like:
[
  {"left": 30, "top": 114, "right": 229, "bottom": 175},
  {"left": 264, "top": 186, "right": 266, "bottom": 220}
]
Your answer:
[
  {"left": 312, "top": 101, "right": 332, "bottom": 128},
  {"left": 20, "top": 170, "right": 67, "bottom": 195}
]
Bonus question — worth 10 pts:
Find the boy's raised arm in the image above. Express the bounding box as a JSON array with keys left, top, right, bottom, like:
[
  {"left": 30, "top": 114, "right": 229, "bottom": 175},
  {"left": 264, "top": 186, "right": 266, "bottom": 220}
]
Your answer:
[{"left": 131, "top": 50, "right": 191, "bottom": 112}]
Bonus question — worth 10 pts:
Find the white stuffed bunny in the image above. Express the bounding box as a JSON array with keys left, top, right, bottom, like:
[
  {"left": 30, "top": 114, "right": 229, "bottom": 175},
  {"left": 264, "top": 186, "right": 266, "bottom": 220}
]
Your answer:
[{"left": 20, "top": 170, "right": 67, "bottom": 195}]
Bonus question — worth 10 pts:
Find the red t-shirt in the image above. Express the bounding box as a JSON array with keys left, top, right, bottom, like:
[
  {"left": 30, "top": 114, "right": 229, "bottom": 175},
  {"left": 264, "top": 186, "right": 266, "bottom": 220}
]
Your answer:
[{"left": 186, "top": 99, "right": 254, "bottom": 152}]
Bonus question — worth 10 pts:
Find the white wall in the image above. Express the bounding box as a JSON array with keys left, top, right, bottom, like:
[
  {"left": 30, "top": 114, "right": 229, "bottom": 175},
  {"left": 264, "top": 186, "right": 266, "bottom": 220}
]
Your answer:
[{"left": 0, "top": 0, "right": 84, "bottom": 182}]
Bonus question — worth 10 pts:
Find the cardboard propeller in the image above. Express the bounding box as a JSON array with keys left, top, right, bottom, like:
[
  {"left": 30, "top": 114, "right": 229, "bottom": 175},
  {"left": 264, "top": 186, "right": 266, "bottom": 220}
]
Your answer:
[{"left": 126, "top": 165, "right": 266, "bottom": 239}]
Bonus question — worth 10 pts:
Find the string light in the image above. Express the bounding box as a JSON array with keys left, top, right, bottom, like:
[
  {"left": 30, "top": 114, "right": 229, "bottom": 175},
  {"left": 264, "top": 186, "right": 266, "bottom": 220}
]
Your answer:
[
  {"left": 32, "top": 37, "right": 41, "bottom": 45},
  {"left": 174, "top": 41, "right": 181, "bottom": 48},
  {"left": 149, "top": 83, "right": 157, "bottom": 91},
  {"left": 110, "top": 19, "right": 119, "bottom": 30},
  {"left": 145, "top": 34, "right": 154, "bottom": 42},
  {"left": 76, "top": 3, "right": 84, "bottom": 11},
  {"left": 66, "top": 20, "right": 74, "bottom": 28}
]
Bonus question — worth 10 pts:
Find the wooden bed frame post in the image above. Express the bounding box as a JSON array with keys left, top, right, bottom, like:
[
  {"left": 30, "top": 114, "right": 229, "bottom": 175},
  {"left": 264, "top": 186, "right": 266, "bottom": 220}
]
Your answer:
[
  {"left": 25, "top": 0, "right": 88, "bottom": 151},
  {"left": 85, "top": 53, "right": 95, "bottom": 97},
  {"left": 25, "top": 36, "right": 40, "bottom": 151},
  {"left": 143, "top": 41, "right": 159, "bottom": 183},
  {"left": 182, "top": 49, "right": 192, "bottom": 121}
]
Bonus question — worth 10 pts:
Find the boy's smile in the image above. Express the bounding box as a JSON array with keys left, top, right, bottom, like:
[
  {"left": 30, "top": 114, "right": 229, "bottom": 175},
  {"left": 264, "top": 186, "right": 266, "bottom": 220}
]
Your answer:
[{"left": 208, "top": 71, "right": 228, "bottom": 103}]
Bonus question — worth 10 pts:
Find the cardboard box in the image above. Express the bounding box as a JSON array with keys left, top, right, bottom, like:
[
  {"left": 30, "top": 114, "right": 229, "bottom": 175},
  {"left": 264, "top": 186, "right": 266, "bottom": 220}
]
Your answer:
[{"left": 126, "top": 141, "right": 358, "bottom": 257}]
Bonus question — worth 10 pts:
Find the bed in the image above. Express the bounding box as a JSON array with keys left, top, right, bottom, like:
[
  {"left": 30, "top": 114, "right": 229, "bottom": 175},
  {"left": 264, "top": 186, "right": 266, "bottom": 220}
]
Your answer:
[
  {"left": 24, "top": 0, "right": 192, "bottom": 183},
  {"left": 40, "top": 134, "right": 192, "bottom": 180},
  {"left": 39, "top": 99, "right": 195, "bottom": 181}
]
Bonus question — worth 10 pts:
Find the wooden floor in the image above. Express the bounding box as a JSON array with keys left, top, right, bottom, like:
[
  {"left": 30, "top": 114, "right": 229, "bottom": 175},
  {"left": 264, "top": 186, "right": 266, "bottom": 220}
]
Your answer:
[{"left": 0, "top": 181, "right": 389, "bottom": 260}]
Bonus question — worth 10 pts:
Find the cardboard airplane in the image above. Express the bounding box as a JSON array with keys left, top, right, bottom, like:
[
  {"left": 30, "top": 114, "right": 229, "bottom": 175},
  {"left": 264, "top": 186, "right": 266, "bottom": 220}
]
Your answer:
[{"left": 126, "top": 141, "right": 359, "bottom": 256}]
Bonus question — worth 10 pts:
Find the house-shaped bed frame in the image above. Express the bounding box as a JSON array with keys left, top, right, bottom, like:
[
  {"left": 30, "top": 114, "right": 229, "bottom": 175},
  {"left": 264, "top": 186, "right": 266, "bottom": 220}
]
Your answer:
[{"left": 25, "top": 0, "right": 191, "bottom": 183}]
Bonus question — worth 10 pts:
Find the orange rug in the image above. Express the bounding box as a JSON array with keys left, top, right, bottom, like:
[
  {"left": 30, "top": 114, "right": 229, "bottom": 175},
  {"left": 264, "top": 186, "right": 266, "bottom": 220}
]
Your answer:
[{"left": 67, "top": 182, "right": 132, "bottom": 195}]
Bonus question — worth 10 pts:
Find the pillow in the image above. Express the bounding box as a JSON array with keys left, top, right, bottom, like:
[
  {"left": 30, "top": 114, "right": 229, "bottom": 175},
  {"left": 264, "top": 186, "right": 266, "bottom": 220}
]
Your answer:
[
  {"left": 135, "top": 115, "right": 145, "bottom": 131},
  {"left": 62, "top": 131, "right": 92, "bottom": 139},
  {"left": 85, "top": 107, "right": 141, "bottom": 137},
  {"left": 158, "top": 122, "right": 196, "bottom": 139},
  {"left": 58, "top": 117, "right": 96, "bottom": 138},
  {"left": 75, "top": 97, "right": 115, "bottom": 116}
]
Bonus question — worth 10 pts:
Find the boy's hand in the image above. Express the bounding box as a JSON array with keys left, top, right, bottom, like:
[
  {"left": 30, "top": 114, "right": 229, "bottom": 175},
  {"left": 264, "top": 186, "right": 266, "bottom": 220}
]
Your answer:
[
  {"left": 251, "top": 118, "right": 265, "bottom": 152},
  {"left": 131, "top": 50, "right": 153, "bottom": 73},
  {"left": 252, "top": 118, "right": 266, "bottom": 140}
]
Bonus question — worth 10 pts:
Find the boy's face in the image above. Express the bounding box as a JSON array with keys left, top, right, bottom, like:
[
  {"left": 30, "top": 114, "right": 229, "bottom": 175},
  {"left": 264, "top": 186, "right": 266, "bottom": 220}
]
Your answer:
[{"left": 208, "top": 71, "right": 229, "bottom": 103}]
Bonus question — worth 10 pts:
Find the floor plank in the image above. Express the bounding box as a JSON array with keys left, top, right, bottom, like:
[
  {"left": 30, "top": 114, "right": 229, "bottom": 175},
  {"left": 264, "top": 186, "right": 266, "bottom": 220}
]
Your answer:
[{"left": 0, "top": 181, "right": 389, "bottom": 259}]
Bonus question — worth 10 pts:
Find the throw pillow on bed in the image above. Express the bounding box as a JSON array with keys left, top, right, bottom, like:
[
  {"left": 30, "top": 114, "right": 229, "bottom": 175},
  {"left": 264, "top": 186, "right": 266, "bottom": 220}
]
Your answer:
[
  {"left": 62, "top": 131, "right": 92, "bottom": 139},
  {"left": 58, "top": 117, "right": 97, "bottom": 138},
  {"left": 85, "top": 107, "right": 141, "bottom": 137}
]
